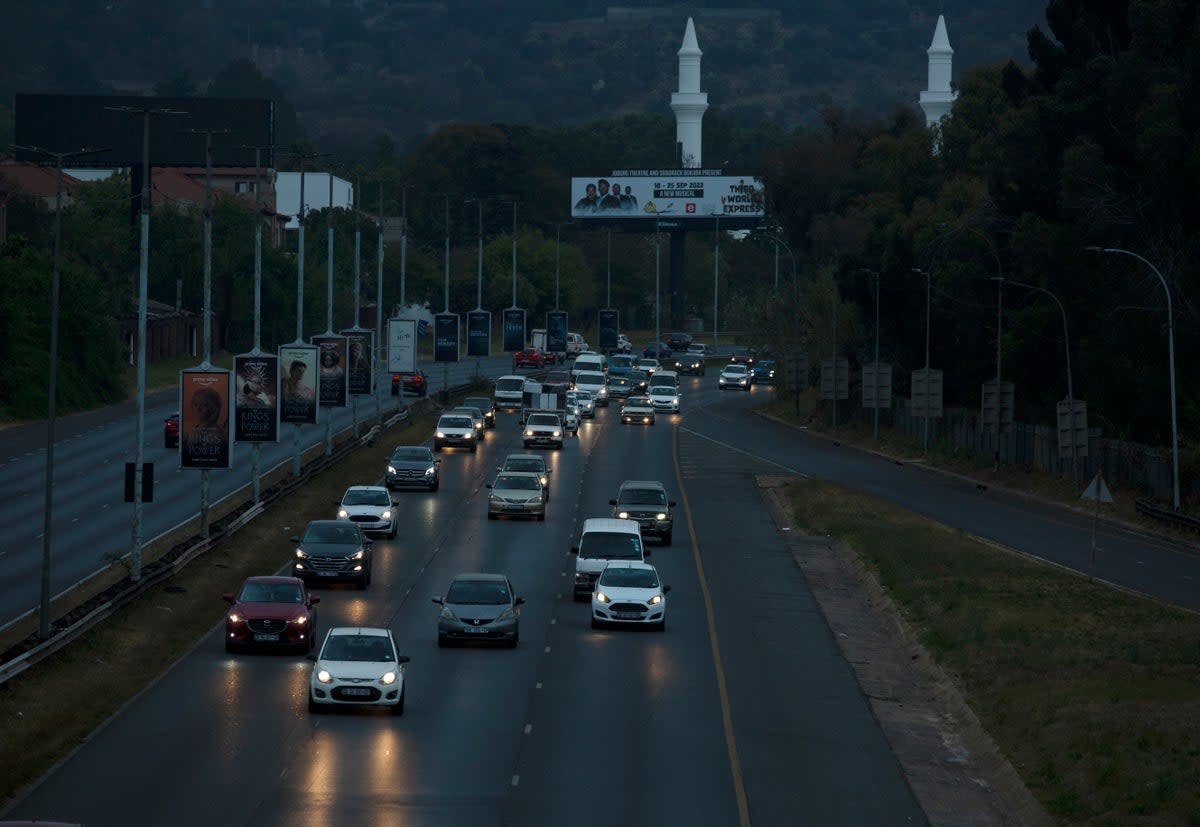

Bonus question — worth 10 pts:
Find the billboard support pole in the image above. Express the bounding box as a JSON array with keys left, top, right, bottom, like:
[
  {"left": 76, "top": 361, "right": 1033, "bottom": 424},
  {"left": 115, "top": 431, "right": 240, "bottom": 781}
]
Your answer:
[
  {"left": 352, "top": 178, "right": 362, "bottom": 438},
  {"left": 510, "top": 201, "right": 518, "bottom": 307},
  {"left": 376, "top": 182, "right": 385, "bottom": 425},
  {"left": 324, "top": 170, "right": 336, "bottom": 457},
  {"left": 712, "top": 214, "right": 720, "bottom": 349},
  {"left": 606, "top": 228, "right": 612, "bottom": 308},
  {"left": 242, "top": 142, "right": 274, "bottom": 503}
]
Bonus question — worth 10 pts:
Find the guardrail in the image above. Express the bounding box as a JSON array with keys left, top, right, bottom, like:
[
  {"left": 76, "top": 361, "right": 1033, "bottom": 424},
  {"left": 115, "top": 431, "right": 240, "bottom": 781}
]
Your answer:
[
  {"left": 1135, "top": 498, "right": 1200, "bottom": 533},
  {"left": 0, "top": 377, "right": 499, "bottom": 688}
]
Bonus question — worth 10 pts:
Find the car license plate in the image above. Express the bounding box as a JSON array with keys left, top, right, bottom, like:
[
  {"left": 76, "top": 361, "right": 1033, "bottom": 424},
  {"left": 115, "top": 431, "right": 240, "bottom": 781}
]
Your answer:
[
  {"left": 465, "top": 627, "right": 488, "bottom": 633},
  {"left": 253, "top": 633, "right": 279, "bottom": 642},
  {"left": 614, "top": 611, "right": 642, "bottom": 620},
  {"left": 318, "top": 571, "right": 338, "bottom": 576},
  {"left": 342, "top": 687, "right": 371, "bottom": 696}
]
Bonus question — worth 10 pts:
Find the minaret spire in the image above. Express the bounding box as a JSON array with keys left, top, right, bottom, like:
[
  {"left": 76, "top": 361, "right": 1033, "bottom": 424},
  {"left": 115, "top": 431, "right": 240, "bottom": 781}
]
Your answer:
[
  {"left": 670, "top": 17, "right": 708, "bottom": 168},
  {"left": 919, "top": 14, "right": 957, "bottom": 128}
]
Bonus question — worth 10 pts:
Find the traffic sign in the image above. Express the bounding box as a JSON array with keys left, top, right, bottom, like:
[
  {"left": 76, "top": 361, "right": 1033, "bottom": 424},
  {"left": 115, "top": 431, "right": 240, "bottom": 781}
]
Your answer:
[{"left": 861, "top": 362, "right": 892, "bottom": 409}]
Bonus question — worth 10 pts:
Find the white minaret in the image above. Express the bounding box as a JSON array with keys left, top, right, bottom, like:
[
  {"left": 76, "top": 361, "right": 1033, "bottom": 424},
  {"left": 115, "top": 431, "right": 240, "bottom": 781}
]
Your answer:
[
  {"left": 670, "top": 17, "right": 708, "bottom": 168},
  {"left": 919, "top": 15, "right": 957, "bottom": 127}
]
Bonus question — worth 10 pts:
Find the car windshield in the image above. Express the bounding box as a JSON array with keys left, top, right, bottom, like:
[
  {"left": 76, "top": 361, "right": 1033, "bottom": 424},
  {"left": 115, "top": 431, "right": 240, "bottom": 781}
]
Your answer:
[
  {"left": 464, "top": 398, "right": 491, "bottom": 411},
  {"left": 579, "top": 532, "right": 643, "bottom": 560},
  {"left": 496, "top": 378, "right": 524, "bottom": 392},
  {"left": 321, "top": 634, "right": 395, "bottom": 662},
  {"left": 620, "top": 488, "right": 667, "bottom": 506},
  {"left": 343, "top": 489, "right": 390, "bottom": 506},
  {"left": 497, "top": 475, "right": 540, "bottom": 490},
  {"left": 440, "top": 417, "right": 472, "bottom": 428},
  {"left": 505, "top": 458, "right": 544, "bottom": 473},
  {"left": 626, "top": 397, "right": 651, "bottom": 406},
  {"left": 240, "top": 581, "right": 303, "bottom": 603},
  {"left": 391, "top": 447, "right": 431, "bottom": 461},
  {"left": 609, "top": 378, "right": 631, "bottom": 387},
  {"left": 725, "top": 365, "right": 747, "bottom": 375},
  {"left": 454, "top": 408, "right": 482, "bottom": 417},
  {"left": 611, "top": 356, "right": 633, "bottom": 367},
  {"left": 600, "top": 567, "right": 660, "bottom": 589},
  {"left": 303, "top": 524, "right": 362, "bottom": 544},
  {"left": 528, "top": 414, "right": 559, "bottom": 426},
  {"left": 638, "top": 360, "right": 656, "bottom": 367},
  {"left": 446, "top": 580, "right": 511, "bottom": 605},
  {"left": 572, "top": 391, "right": 593, "bottom": 400},
  {"left": 577, "top": 372, "right": 605, "bottom": 383},
  {"left": 650, "top": 387, "right": 674, "bottom": 396}
]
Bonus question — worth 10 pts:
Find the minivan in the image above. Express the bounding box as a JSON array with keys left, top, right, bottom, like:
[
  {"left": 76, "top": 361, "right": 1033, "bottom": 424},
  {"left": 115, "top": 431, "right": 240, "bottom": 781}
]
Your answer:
[
  {"left": 570, "top": 518, "right": 646, "bottom": 600},
  {"left": 493, "top": 375, "right": 527, "bottom": 410},
  {"left": 573, "top": 353, "right": 607, "bottom": 376},
  {"left": 572, "top": 370, "right": 609, "bottom": 406}
]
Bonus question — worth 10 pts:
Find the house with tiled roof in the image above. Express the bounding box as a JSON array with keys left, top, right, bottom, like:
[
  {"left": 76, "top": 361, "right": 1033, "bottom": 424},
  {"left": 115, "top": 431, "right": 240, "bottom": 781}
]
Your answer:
[{"left": 0, "top": 156, "right": 85, "bottom": 242}]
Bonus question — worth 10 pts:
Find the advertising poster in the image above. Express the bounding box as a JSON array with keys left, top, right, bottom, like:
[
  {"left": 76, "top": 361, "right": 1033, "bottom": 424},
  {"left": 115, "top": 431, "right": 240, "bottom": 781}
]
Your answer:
[
  {"left": 570, "top": 172, "right": 764, "bottom": 219},
  {"left": 467, "top": 310, "right": 491, "bottom": 358},
  {"left": 387, "top": 318, "right": 417, "bottom": 373},
  {"left": 180, "top": 368, "right": 233, "bottom": 469},
  {"left": 342, "top": 328, "right": 374, "bottom": 396},
  {"left": 311, "top": 335, "right": 349, "bottom": 407},
  {"left": 598, "top": 309, "right": 619, "bottom": 352},
  {"left": 278, "top": 344, "right": 319, "bottom": 424},
  {"left": 434, "top": 313, "right": 460, "bottom": 363},
  {"left": 546, "top": 311, "right": 568, "bottom": 354},
  {"left": 233, "top": 353, "right": 279, "bottom": 443},
  {"left": 502, "top": 308, "right": 526, "bottom": 352}
]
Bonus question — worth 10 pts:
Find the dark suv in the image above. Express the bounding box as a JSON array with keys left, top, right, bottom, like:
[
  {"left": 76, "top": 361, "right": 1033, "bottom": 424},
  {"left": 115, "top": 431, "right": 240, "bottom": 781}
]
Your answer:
[
  {"left": 290, "top": 520, "right": 373, "bottom": 589},
  {"left": 391, "top": 369, "right": 427, "bottom": 397},
  {"left": 666, "top": 332, "right": 693, "bottom": 352},
  {"left": 462, "top": 396, "right": 497, "bottom": 428},
  {"left": 610, "top": 480, "right": 676, "bottom": 546}
]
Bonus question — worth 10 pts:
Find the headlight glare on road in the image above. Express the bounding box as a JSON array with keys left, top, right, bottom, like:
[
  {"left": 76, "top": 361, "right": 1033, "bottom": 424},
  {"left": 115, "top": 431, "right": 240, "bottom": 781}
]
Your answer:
[{"left": 317, "top": 669, "right": 332, "bottom": 683}]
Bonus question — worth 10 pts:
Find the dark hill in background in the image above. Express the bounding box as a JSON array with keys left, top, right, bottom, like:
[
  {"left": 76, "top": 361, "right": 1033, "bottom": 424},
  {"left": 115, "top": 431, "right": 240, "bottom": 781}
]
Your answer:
[{"left": 5, "top": 1, "right": 1046, "bottom": 156}]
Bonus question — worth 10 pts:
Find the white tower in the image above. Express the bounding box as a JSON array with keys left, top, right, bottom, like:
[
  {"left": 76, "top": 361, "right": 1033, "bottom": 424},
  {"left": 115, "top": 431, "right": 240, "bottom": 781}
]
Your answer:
[
  {"left": 919, "top": 15, "right": 957, "bottom": 128},
  {"left": 670, "top": 17, "right": 708, "bottom": 168}
]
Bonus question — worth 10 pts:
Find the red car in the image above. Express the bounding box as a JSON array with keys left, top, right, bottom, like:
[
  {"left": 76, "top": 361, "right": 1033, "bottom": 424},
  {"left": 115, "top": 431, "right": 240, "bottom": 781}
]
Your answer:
[
  {"left": 730, "top": 349, "right": 756, "bottom": 367},
  {"left": 391, "top": 369, "right": 428, "bottom": 397},
  {"left": 164, "top": 412, "right": 180, "bottom": 449},
  {"left": 223, "top": 575, "right": 320, "bottom": 653},
  {"left": 513, "top": 347, "right": 548, "bottom": 369}
]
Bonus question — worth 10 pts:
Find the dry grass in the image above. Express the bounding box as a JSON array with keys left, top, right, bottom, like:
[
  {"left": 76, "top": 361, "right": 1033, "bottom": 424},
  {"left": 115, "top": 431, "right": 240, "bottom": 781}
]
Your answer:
[
  {"left": 781, "top": 479, "right": 1200, "bottom": 824},
  {"left": 0, "top": 409, "right": 441, "bottom": 807}
]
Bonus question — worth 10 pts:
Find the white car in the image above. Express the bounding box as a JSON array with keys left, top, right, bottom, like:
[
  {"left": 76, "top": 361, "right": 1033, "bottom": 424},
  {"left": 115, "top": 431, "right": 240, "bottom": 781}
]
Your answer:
[
  {"left": 523, "top": 412, "right": 564, "bottom": 449},
  {"left": 591, "top": 561, "right": 669, "bottom": 630},
  {"left": 616, "top": 333, "right": 633, "bottom": 353},
  {"left": 686, "top": 343, "right": 711, "bottom": 357},
  {"left": 647, "top": 384, "right": 680, "bottom": 412},
  {"left": 572, "top": 370, "right": 609, "bottom": 406},
  {"left": 620, "top": 396, "right": 656, "bottom": 425},
  {"left": 450, "top": 406, "right": 487, "bottom": 437},
  {"left": 718, "top": 364, "right": 752, "bottom": 391},
  {"left": 636, "top": 357, "right": 661, "bottom": 375},
  {"left": 566, "top": 389, "right": 596, "bottom": 418},
  {"left": 434, "top": 414, "right": 478, "bottom": 452},
  {"left": 497, "top": 453, "right": 552, "bottom": 501},
  {"left": 308, "top": 627, "right": 410, "bottom": 715},
  {"left": 335, "top": 485, "right": 398, "bottom": 539}
]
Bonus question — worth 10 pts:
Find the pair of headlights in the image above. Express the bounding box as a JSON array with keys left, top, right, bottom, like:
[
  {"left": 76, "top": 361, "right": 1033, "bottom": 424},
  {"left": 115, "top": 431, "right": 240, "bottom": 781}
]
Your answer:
[
  {"left": 338, "top": 509, "right": 392, "bottom": 519},
  {"left": 316, "top": 669, "right": 396, "bottom": 685},
  {"left": 594, "top": 592, "right": 662, "bottom": 605}
]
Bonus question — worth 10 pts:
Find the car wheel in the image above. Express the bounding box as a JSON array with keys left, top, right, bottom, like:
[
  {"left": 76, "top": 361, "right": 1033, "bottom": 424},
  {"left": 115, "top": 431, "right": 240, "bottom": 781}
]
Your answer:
[
  {"left": 487, "top": 511, "right": 497, "bottom": 520},
  {"left": 507, "top": 629, "right": 519, "bottom": 648},
  {"left": 537, "top": 512, "right": 545, "bottom": 521},
  {"left": 389, "top": 522, "right": 397, "bottom": 539},
  {"left": 434, "top": 443, "right": 442, "bottom": 452},
  {"left": 224, "top": 639, "right": 237, "bottom": 654},
  {"left": 392, "top": 686, "right": 405, "bottom": 716},
  {"left": 523, "top": 441, "right": 531, "bottom": 449},
  {"left": 437, "top": 635, "right": 449, "bottom": 648}
]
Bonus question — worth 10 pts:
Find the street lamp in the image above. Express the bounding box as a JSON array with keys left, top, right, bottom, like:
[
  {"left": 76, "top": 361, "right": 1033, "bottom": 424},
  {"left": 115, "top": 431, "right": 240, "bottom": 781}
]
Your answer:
[
  {"left": 991, "top": 276, "right": 1078, "bottom": 490},
  {"left": 712, "top": 213, "right": 722, "bottom": 349},
  {"left": 1087, "top": 246, "right": 1180, "bottom": 510}
]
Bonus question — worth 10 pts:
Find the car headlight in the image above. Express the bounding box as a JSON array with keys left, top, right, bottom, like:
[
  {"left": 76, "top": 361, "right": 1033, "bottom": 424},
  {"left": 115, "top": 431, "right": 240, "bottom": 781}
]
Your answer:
[
  {"left": 643, "top": 416, "right": 651, "bottom": 423},
  {"left": 295, "top": 548, "right": 309, "bottom": 559},
  {"left": 436, "top": 431, "right": 446, "bottom": 438},
  {"left": 350, "top": 550, "right": 366, "bottom": 560},
  {"left": 497, "top": 608, "right": 516, "bottom": 620},
  {"left": 425, "top": 467, "right": 436, "bottom": 476},
  {"left": 474, "top": 422, "right": 483, "bottom": 429},
  {"left": 648, "top": 594, "right": 663, "bottom": 605},
  {"left": 524, "top": 429, "right": 534, "bottom": 436},
  {"left": 552, "top": 430, "right": 561, "bottom": 437},
  {"left": 595, "top": 591, "right": 611, "bottom": 603},
  {"left": 338, "top": 509, "right": 349, "bottom": 518},
  {"left": 769, "top": 371, "right": 775, "bottom": 377},
  {"left": 316, "top": 669, "right": 332, "bottom": 683},
  {"left": 292, "top": 615, "right": 308, "bottom": 625},
  {"left": 656, "top": 513, "right": 668, "bottom": 520},
  {"left": 539, "top": 475, "right": 547, "bottom": 485},
  {"left": 380, "top": 671, "right": 397, "bottom": 685},
  {"left": 381, "top": 510, "right": 392, "bottom": 519},
  {"left": 228, "top": 613, "right": 240, "bottom": 623},
  {"left": 617, "top": 511, "right": 630, "bottom": 518},
  {"left": 440, "top": 606, "right": 456, "bottom": 620},
  {"left": 387, "top": 465, "right": 397, "bottom": 474}
]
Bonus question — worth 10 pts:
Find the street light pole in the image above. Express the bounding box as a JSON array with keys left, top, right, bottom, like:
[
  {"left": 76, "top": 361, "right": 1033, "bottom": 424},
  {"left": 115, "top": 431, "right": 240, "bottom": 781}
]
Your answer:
[
  {"left": 913, "top": 267, "right": 932, "bottom": 453},
  {"left": 712, "top": 214, "right": 721, "bottom": 349},
  {"left": 1087, "top": 246, "right": 1180, "bottom": 510},
  {"left": 510, "top": 201, "right": 518, "bottom": 308},
  {"left": 555, "top": 222, "right": 562, "bottom": 310},
  {"left": 606, "top": 228, "right": 612, "bottom": 309}
]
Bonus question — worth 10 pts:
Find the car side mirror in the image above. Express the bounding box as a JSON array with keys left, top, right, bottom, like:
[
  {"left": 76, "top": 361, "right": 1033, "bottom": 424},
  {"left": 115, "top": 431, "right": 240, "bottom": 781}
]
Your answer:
[
  {"left": 431, "top": 596, "right": 443, "bottom": 605},
  {"left": 608, "top": 499, "right": 617, "bottom": 506},
  {"left": 663, "top": 585, "right": 672, "bottom": 593},
  {"left": 397, "top": 656, "right": 411, "bottom": 665},
  {"left": 288, "top": 535, "right": 300, "bottom": 544},
  {"left": 669, "top": 501, "right": 677, "bottom": 507},
  {"left": 516, "top": 597, "right": 526, "bottom": 605},
  {"left": 485, "top": 484, "right": 493, "bottom": 489},
  {"left": 309, "top": 595, "right": 321, "bottom": 605},
  {"left": 221, "top": 593, "right": 234, "bottom": 603},
  {"left": 306, "top": 653, "right": 317, "bottom": 662},
  {"left": 569, "top": 546, "right": 579, "bottom": 555},
  {"left": 392, "top": 500, "right": 399, "bottom": 506}
]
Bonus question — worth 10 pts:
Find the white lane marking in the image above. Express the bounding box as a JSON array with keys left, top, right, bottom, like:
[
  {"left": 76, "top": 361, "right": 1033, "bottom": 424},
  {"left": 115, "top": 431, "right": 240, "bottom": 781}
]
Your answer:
[
  {"left": 511, "top": 775, "right": 520, "bottom": 787},
  {"left": 550, "top": 618, "right": 556, "bottom": 625},
  {"left": 679, "top": 425, "right": 811, "bottom": 477},
  {"left": 544, "top": 646, "right": 551, "bottom": 653},
  {"left": 524, "top": 724, "right": 532, "bottom": 734}
]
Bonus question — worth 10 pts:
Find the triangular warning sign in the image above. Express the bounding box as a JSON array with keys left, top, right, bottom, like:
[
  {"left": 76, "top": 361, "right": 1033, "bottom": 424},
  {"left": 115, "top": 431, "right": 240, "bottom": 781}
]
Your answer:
[{"left": 1081, "top": 473, "right": 1113, "bottom": 504}]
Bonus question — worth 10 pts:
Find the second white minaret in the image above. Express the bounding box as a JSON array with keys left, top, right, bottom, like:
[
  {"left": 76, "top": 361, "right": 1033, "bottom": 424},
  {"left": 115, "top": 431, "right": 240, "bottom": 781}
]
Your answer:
[
  {"left": 919, "top": 15, "right": 957, "bottom": 127},
  {"left": 670, "top": 17, "right": 708, "bottom": 168}
]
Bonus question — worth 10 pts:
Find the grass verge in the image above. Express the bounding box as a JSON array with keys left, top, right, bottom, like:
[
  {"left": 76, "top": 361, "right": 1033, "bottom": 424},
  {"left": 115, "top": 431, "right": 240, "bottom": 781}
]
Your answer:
[
  {"left": 781, "top": 478, "right": 1200, "bottom": 824},
  {"left": 0, "top": 406, "right": 442, "bottom": 808}
]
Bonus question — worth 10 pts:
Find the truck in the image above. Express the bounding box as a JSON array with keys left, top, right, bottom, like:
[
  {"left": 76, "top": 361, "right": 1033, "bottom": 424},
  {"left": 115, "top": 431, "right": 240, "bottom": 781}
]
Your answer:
[
  {"left": 566, "top": 332, "right": 587, "bottom": 359},
  {"left": 530, "top": 328, "right": 567, "bottom": 364},
  {"left": 519, "top": 387, "right": 578, "bottom": 437}
]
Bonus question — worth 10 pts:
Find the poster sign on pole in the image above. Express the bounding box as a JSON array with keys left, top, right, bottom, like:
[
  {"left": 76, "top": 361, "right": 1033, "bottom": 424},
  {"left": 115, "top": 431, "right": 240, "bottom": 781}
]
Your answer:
[
  {"left": 598, "top": 309, "right": 619, "bottom": 352},
  {"left": 233, "top": 353, "right": 279, "bottom": 442},
  {"left": 434, "top": 313, "right": 460, "bottom": 362},
  {"left": 179, "top": 368, "right": 233, "bottom": 469},
  {"left": 502, "top": 308, "right": 527, "bottom": 352},
  {"left": 311, "top": 334, "right": 349, "bottom": 407},
  {"left": 467, "top": 310, "right": 492, "bottom": 357},
  {"left": 279, "top": 344, "right": 319, "bottom": 424},
  {"left": 546, "top": 310, "right": 568, "bottom": 354},
  {"left": 387, "top": 318, "right": 416, "bottom": 374},
  {"left": 341, "top": 328, "right": 374, "bottom": 395}
]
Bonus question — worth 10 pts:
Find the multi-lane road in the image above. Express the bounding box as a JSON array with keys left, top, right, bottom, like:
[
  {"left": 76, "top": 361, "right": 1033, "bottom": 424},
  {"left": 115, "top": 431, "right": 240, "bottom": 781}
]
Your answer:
[{"left": 3, "top": 359, "right": 1199, "bottom": 825}]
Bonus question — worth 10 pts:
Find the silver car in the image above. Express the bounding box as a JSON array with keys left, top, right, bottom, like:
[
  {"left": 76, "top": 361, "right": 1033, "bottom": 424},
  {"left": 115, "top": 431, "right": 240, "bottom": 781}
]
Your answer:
[
  {"left": 567, "top": 389, "right": 596, "bottom": 418},
  {"left": 386, "top": 445, "right": 440, "bottom": 491},
  {"left": 434, "top": 573, "right": 524, "bottom": 647},
  {"left": 486, "top": 473, "right": 547, "bottom": 520},
  {"left": 497, "top": 454, "right": 552, "bottom": 501},
  {"left": 451, "top": 406, "right": 487, "bottom": 437}
]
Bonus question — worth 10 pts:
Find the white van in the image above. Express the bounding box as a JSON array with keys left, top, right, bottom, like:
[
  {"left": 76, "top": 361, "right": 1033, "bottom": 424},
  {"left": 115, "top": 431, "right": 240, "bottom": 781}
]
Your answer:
[
  {"left": 566, "top": 332, "right": 587, "bottom": 357},
  {"left": 570, "top": 518, "right": 645, "bottom": 600},
  {"left": 648, "top": 370, "right": 679, "bottom": 389},
  {"left": 493, "top": 375, "right": 527, "bottom": 411},
  {"left": 573, "top": 352, "right": 607, "bottom": 376},
  {"left": 572, "top": 370, "right": 609, "bottom": 406}
]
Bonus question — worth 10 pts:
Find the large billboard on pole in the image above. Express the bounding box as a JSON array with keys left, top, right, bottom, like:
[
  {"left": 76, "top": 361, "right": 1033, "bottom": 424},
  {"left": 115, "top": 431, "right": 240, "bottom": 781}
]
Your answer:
[
  {"left": 341, "top": 328, "right": 374, "bottom": 395},
  {"left": 502, "top": 308, "right": 526, "bottom": 352},
  {"left": 467, "top": 310, "right": 491, "bottom": 357},
  {"left": 279, "top": 345, "right": 319, "bottom": 424},
  {"left": 598, "top": 309, "right": 619, "bottom": 352},
  {"left": 546, "top": 311, "right": 568, "bottom": 354},
  {"left": 233, "top": 353, "right": 279, "bottom": 442},
  {"left": 570, "top": 171, "right": 764, "bottom": 221},
  {"left": 312, "top": 335, "right": 349, "bottom": 407},
  {"left": 434, "top": 313, "right": 460, "bottom": 362},
  {"left": 180, "top": 368, "right": 233, "bottom": 469},
  {"left": 387, "top": 318, "right": 417, "bottom": 373}
]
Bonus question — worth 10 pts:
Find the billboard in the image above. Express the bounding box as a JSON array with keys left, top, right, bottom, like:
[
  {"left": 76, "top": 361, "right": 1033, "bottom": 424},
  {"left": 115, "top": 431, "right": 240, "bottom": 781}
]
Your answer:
[
  {"left": 502, "top": 308, "right": 526, "bottom": 352},
  {"left": 14, "top": 94, "right": 274, "bottom": 168},
  {"left": 312, "top": 335, "right": 349, "bottom": 407},
  {"left": 598, "top": 309, "right": 620, "bottom": 351},
  {"left": 434, "top": 313, "right": 460, "bottom": 362},
  {"left": 570, "top": 171, "right": 764, "bottom": 221},
  {"left": 233, "top": 353, "right": 279, "bottom": 443},
  {"left": 342, "top": 328, "right": 374, "bottom": 395},
  {"left": 387, "top": 318, "right": 417, "bottom": 373},
  {"left": 546, "top": 311, "right": 568, "bottom": 353},
  {"left": 279, "top": 345, "right": 319, "bottom": 424},
  {"left": 467, "top": 310, "right": 491, "bottom": 358},
  {"left": 179, "top": 368, "right": 233, "bottom": 469}
]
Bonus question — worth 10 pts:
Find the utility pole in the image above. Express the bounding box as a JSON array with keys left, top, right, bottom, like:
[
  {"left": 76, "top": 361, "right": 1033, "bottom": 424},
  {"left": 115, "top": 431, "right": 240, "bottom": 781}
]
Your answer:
[
  {"left": 510, "top": 201, "right": 519, "bottom": 307},
  {"left": 240, "top": 142, "right": 275, "bottom": 504},
  {"left": 712, "top": 214, "right": 721, "bottom": 349},
  {"left": 352, "top": 178, "right": 361, "bottom": 437},
  {"left": 555, "top": 222, "right": 563, "bottom": 310},
  {"left": 375, "top": 182, "right": 385, "bottom": 425},
  {"left": 400, "top": 185, "right": 408, "bottom": 309},
  {"left": 323, "top": 167, "right": 336, "bottom": 456},
  {"left": 606, "top": 228, "right": 612, "bottom": 309},
  {"left": 109, "top": 104, "right": 185, "bottom": 582},
  {"left": 14, "top": 142, "right": 108, "bottom": 639}
]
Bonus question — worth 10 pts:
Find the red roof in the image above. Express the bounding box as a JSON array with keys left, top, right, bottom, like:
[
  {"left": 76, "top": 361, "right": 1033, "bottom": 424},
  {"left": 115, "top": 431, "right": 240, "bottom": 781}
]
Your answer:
[{"left": 0, "top": 158, "right": 84, "bottom": 199}]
